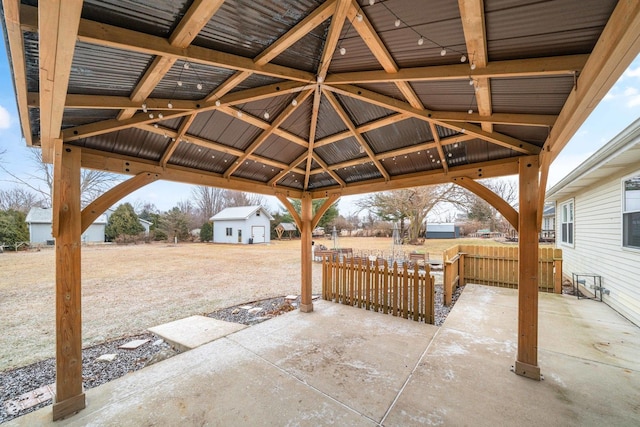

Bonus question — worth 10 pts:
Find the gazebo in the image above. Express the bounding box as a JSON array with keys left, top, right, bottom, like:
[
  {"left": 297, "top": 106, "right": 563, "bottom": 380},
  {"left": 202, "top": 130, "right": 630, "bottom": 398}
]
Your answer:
[{"left": 1, "top": 0, "right": 638, "bottom": 420}]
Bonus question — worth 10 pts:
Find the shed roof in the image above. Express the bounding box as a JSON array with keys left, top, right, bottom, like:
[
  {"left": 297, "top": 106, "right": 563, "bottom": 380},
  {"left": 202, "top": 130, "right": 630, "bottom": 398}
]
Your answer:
[
  {"left": 210, "top": 206, "right": 274, "bottom": 221},
  {"left": 277, "top": 222, "right": 298, "bottom": 231},
  {"left": 546, "top": 118, "right": 640, "bottom": 201},
  {"left": 1, "top": 0, "right": 638, "bottom": 200},
  {"left": 26, "top": 207, "right": 107, "bottom": 225}
]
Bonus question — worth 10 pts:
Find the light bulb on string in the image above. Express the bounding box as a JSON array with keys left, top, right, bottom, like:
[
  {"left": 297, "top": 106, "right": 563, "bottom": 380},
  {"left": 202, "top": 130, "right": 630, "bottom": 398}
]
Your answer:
[
  {"left": 148, "top": 113, "right": 154, "bottom": 119},
  {"left": 461, "top": 55, "right": 467, "bottom": 63},
  {"left": 183, "top": 62, "right": 189, "bottom": 70},
  {"left": 215, "top": 100, "right": 221, "bottom": 107},
  {"left": 369, "top": 0, "right": 375, "bottom": 5},
  {"left": 196, "top": 83, "right": 203, "bottom": 90},
  {"left": 440, "top": 48, "right": 447, "bottom": 56},
  {"left": 158, "top": 113, "right": 164, "bottom": 119},
  {"left": 167, "top": 102, "right": 173, "bottom": 109},
  {"left": 394, "top": 18, "right": 401, "bottom": 27},
  {"left": 418, "top": 37, "right": 424, "bottom": 46},
  {"left": 142, "top": 103, "right": 147, "bottom": 113},
  {"left": 469, "top": 78, "right": 474, "bottom": 86},
  {"left": 356, "top": 14, "right": 363, "bottom": 22},
  {"left": 263, "top": 111, "right": 270, "bottom": 120},
  {"left": 339, "top": 47, "right": 346, "bottom": 55},
  {"left": 468, "top": 109, "right": 473, "bottom": 114},
  {"left": 291, "top": 99, "right": 298, "bottom": 107},
  {"left": 177, "top": 81, "right": 182, "bottom": 87},
  {"left": 470, "top": 62, "right": 477, "bottom": 70}
]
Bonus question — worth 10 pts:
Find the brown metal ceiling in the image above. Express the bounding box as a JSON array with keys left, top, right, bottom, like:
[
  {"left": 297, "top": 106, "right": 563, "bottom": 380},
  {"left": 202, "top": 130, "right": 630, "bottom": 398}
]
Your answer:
[{"left": 2, "top": 0, "right": 634, "bottom": 200}]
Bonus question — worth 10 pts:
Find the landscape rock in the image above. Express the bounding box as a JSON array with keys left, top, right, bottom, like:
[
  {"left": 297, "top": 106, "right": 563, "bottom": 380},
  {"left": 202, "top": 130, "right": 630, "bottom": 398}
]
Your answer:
[
  {"left": 96, "top": 353, "right": 117, "bottom": 363},
  {"left": 118, "top": 339, "right": 149, "bottom": 350}
]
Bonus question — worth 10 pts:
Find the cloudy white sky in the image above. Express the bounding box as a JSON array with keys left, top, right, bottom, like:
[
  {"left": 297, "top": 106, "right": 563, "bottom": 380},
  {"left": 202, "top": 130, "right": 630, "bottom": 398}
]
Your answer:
[{"left": 0, "top": 37, "right": 638, "bottom": 215}]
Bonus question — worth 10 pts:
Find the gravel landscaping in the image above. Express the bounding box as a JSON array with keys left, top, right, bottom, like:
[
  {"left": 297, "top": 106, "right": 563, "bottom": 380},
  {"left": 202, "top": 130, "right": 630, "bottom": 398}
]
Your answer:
[{"left": 0, "top": 283, "right": 464, "bottom": 424}]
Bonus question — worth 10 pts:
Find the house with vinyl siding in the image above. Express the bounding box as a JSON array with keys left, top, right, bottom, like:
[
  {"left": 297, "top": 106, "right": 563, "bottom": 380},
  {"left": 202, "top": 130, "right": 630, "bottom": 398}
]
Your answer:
[
  {"left": 546, "top": 118, "right": 640, "bottom": 327},
  {"left": 210, "top": 206, "right": 273, "bottom": 244},
  {"left": 26, "top": 207, "right": 107, "bottom": 244}
]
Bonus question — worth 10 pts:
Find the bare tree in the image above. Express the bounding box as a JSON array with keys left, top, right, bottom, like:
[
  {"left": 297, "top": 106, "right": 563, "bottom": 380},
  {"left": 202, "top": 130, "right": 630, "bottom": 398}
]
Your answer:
[
  {"left": 460, "top": 178, "right": 518, "bottom": 232},
  {"left": 191, "top": 186, "right": 227, "bottom": 224},
  {"left": 0, "top": 187, "right": 45, "bottom": 213},
  {"left": 0, "top": 148, "right": 121, "bottom": 207},
  {"left": 357, "top": 185, "right": 464, "bottom": 242},
  {"left": 224, "top": 190, "right": 266, "bottom": 208}
]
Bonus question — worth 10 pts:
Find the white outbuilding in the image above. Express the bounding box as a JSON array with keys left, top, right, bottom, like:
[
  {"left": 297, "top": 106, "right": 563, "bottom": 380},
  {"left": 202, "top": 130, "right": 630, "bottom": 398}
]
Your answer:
[
  {"left": 210, "top": 206, "right": 273, "bottom": 244},
  {"left": 26, "top": 207, "right": 107, "bottom": 245}
]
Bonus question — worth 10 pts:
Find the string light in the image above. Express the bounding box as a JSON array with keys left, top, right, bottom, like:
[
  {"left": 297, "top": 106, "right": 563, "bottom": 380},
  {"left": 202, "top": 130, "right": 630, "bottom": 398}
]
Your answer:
[
  {"left": 356, "top": 14, "right": 363, "bottom": 22},
  {"left": 339, "top": 47, "right": 346, "bottom": 55},
  {"left": 142, "top": 103, "right": 147, "bottom": 113},
  {"left": 167, "top": 102, "right": 173, "bottom": 109},
  {"left": 440, "top": 48, "right": 447, "bottom": 56},
  {"left": 469, "top": 78, "right": 475, "bottom": 86},
  {"left": 291, "top": 99, "right": 298, "bottom": 107},
  {"left": 196, "top": 83, "right": 203, "bottom": 90},
  {"left": 183, "top": 62, "right": 190, "bottom": 70},
  {"left": 461, "top": 54, "right": 467, "bottom": 62},
  {"left": 394, "top": 18, "right": 401, "bottom": 27},
  {"left": 470, "top": 62, "right": 477, "bottom": 70},
  {"left": 158, "top": 113, "right": 164, "bottom": 118},
  {"left": 148, "top": 113, "right": 154, "bottom": 119},
  {"left": 263, "top": 111, "right": 270, "bottom": 119},
  {"left": 468, "top": 109, "right": 473, "bottom": 114},
  {"left": 418, "top": 37, "right": 424, "bottom": 46},
  {"left": 177, "top": 81, "right": 182, "bottom": 87},
  {"left": 369, "top": 0, "right": 375, "bottom": 5},
  {"left": 215, "top": 100, "right": 221, "bottom": 107}
]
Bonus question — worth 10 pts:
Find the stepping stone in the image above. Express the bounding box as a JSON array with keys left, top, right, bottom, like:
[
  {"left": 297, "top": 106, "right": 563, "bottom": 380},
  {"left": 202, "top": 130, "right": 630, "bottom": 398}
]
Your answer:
[
  {"left": 149, "top": 315, "right": 247, "bottom": 352},
  {"left": 239, "top": 305, "right": 253, "bottom": 310},
  {"left": 248, "top": 307, "right": 263, "bottom": 314},
  {"left": 285, "top": 295, "right": 298, "bottom": 300},
  {"left": 152, "top": 339, "right": 164, "bottom": 346},
  {"left": 119, "top": 339, "right": 149, "bottom": 350},
  {"left": 5, "top": 383, "right": 55, "bottom": 415},
  {"left": 96, "top": 353, "right": 117, "bottom": 362}
]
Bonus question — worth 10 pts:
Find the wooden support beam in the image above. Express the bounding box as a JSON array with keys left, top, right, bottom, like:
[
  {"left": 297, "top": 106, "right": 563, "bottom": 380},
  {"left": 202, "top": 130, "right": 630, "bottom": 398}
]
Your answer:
[
  {"left": 269, "top": 152, "right": 309, "bottom": 186},
  {"left": 429, "top": 123, "right": 449, "bottom": 174},
  {"left": 545, "top": 1, "right": 640, "bottom": 162},
  {"left": 299, "top": 193, "right": 314, "bottom": 312},
  {"left": 81, "top": 172, "right": 160, "bottom": 233},
  {"left": 223, "top": 89, "right": 313, "bottom": 178},
  {"left": 515, "top": 155, "right": 541, "bottom": 381},
  {"left": 52, "top": 144, "right": 85, "bottom": 420},
  {"left": 304, "top": 87, "right": 323, "bottom": 189},
  {"left": 311, "top": 154, "right": 346, "bottom": 188},
  {"left": 323, "top": 90, "right": 390, "bottom": 180},
  {"left": 80, "top": 148, "right": 303, "bottom": 199},
  {"left": 275, "top": 193, "right": 302, "bottom": 230},
  {"left": 312, "top": 194, "right": 340, "bottom": 229},
  {"left": 452, "top": 176, "right": 519, "bottom": 230},
  {"left": 323, "top": 54, "right": 589, "bottom": 84},
  {"left": 254, "top": 0, "right": 336, "bottom": 66},
  {"left": 317, "top": 0, "right": 350, "bottom": 82},
  {"left": 160, "top": 115, "right": 197, "bottom": 167},
  {"left": 2, "top": 0, "right": 33, "bottom": 146},
  {"left": 309, "top": 157, "right": 520, "bottom": 198},
  {"left": 38, "top": 0, "right": 83, "bottom": 162}
]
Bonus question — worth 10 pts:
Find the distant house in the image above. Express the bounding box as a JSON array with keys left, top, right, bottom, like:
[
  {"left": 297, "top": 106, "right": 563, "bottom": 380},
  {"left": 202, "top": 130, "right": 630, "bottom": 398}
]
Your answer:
[
  {"left": 426, "top": 223, "right": 460, "bottom": 239},
  {"left": 541, "top": 204, "right": 555, "bottom": 241},
  {"left": 546, "top": 118, "right": 640, "bottom": 327},
  {"left": 210, "top": 206, "right": 273, "bottom": 244},
  {"left": 275, "top": 222, "right": 297, "bottom": 240},
  {"left": 25, "top": 207, "right": 106, "bottom": 244}
]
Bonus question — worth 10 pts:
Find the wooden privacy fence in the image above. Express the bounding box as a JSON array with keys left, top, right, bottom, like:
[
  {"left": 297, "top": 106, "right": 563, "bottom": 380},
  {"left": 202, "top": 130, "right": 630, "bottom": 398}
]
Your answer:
[
  {"left": 321, "top": 257, "right": 435, "bottom": 324},
  {"left": 443, "top": 245, "right": 563, "bottom": 306}
]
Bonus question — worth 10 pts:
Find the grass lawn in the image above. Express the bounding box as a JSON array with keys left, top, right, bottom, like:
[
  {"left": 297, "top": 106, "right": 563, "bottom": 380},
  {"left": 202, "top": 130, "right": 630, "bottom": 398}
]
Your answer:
[{"left": 0, "top": 237, "right": 515, "bottom": 371}]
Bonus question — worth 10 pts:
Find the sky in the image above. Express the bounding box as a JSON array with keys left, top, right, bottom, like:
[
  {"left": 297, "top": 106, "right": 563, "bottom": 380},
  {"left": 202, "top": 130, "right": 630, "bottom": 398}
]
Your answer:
[{"left": 0, "top": 36, "right": 639, "bottom": 217}]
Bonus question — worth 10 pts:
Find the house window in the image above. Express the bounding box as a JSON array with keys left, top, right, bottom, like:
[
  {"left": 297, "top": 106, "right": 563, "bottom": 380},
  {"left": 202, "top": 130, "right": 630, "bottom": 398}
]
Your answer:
[
  {"left": 560, "top": 200, "right": 574, "bottom": 245},
  {"left": 256, "top": 211, "right": 260, "bottom": 216},
  {"left": 225, "top": 227, "right": 232, "bottom": 236},
  {"left": 623, "top": 174, "right": 640, "bottom": 249}
]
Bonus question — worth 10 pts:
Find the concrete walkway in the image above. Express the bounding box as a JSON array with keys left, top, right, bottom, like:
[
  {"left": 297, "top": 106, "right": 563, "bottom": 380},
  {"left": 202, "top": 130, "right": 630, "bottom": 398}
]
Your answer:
[{"left": 9, "top": 285, "right": 640, "bottom": 426}]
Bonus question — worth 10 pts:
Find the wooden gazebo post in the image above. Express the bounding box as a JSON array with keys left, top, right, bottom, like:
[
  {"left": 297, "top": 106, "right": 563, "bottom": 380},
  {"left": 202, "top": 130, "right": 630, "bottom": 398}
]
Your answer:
[
  {"left": 514, "top": 155, "right": 541, "bottom": 380},
  {"left": 299, "top": 194, "right": 314, "bottom": 312},
  {"left": 52, "top": 143, "right": 86, "bottom": 419}
]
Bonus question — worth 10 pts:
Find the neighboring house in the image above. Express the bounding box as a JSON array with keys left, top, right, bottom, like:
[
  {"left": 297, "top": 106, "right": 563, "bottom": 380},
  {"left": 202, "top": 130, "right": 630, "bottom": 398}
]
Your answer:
[
  {"left": 426, "top": 223, "right": 460, "bottom": 239},
  {"left": 210, "top": 206, "right": 273, "bottom": 244},
  {"left": 541, "top": 203, "right": 556, "bottom": 241},
  {"left": 546, "top": 118, "right": 640, "bottom": 327},
  {"left": 25, "top": 207, "right": 107, "bottom": 244}
]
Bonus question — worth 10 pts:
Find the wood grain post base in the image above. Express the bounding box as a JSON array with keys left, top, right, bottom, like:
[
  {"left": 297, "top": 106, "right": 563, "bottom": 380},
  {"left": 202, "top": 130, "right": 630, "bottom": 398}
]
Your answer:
[
  {"left": 299, "top": 303, "right": 314, "bottom": 313},
  {"left": 52, "top": 392, "right": 85, "bottom": 421},
  {"left": 514, "top": 361, "right": 541, "bottom": 381}
]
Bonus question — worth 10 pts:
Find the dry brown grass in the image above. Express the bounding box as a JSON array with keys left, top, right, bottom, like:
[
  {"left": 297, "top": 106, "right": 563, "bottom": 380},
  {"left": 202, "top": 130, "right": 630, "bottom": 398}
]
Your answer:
[{"left": 0, "top": 237, "right": 512, "bottom": 370}]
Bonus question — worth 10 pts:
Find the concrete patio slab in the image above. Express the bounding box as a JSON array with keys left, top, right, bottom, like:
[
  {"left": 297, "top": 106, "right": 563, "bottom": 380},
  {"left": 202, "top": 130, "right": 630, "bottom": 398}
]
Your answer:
[
  {"left": 8, "top": 285, "right": 640, "bottom": 426},
  {"left": 147, "top": 315, "right": 246, "bottom": 352}
]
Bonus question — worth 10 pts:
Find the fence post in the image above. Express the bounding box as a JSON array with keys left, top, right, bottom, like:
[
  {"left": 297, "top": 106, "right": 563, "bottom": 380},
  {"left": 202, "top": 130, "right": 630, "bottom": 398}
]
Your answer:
[
  {"left": 553, "top": 249, "right": 563, "bottom": 294},
  {"left": 459, "top": 253, "right": 465, "bottom": 286}
]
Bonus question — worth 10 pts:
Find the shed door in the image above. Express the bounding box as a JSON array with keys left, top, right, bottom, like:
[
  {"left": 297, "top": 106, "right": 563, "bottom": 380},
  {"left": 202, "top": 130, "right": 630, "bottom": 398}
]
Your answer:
[{"left": 251, "top": 226, "right": 265, "bottom": 243}]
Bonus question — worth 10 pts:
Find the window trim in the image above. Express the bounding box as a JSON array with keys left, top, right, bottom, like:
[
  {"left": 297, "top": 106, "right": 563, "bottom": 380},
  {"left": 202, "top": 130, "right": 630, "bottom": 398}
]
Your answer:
[
  {"left": 559, "top": 199, "right": 574, "bottom": 248},
  {"left": 622, "top": 171, "right": 640, "bottom": 251}
]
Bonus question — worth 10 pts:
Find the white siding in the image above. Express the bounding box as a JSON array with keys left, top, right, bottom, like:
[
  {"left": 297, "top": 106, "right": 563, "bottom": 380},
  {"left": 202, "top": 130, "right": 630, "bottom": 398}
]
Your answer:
[
  {"left": 82, "top": 224, "right": 106, "bottom": 243},
  {"left": 29, "top": 223, "right": 53, "bottom": 244},
  {"left": 557, "top": 166, "right": 640, "bottom": 326}
]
